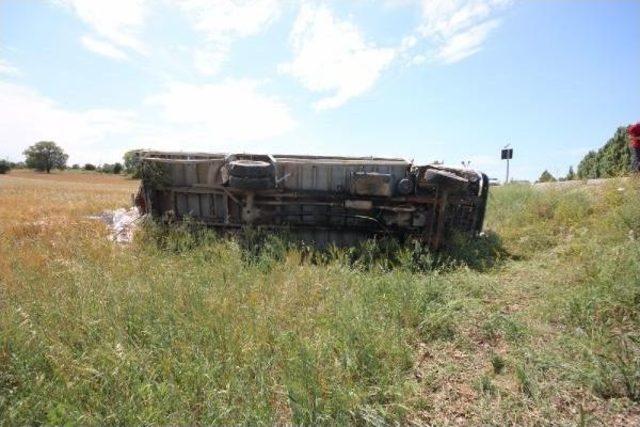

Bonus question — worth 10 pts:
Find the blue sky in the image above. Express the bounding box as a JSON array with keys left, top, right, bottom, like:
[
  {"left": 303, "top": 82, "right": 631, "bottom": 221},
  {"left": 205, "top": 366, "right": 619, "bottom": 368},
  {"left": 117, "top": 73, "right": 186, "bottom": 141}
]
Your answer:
[{"left": 1, "top": 0, "right": 638, "bottom": 181}]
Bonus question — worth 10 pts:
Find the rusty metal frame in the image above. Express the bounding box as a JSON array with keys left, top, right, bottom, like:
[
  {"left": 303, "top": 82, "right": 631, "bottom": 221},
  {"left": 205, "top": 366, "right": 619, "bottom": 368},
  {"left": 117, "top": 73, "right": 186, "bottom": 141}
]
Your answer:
[{"left": 136, "top": 151, "right": 489, "bottom": 249}]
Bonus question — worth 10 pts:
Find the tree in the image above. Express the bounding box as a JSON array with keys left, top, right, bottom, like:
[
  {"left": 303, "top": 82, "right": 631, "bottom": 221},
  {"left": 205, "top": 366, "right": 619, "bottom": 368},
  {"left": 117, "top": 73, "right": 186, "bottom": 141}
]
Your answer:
[
  {"left": 113, "top": 162, "right": 123, "bottom": 174},
  {"left": 84, "top": 163, "right": 96, "bottom": 171},
  {"left": 565, "top": 166, "right": 575, "bottom": 181},
  {"left": 23, "top": 141, "right": 68, "bottom": 173},
  {"left": 123, "top": 149, "right": 144, "bottom": 178},
  {"left": 577, "top": 151, "right": 597, "bottom": 179},
  {"left": 577, "top": 126, "right": 631, "bottom": 179},
  {"left": 537, "top": 170, "right": 557, "bottom": 183},
  {"left": 0, "top": 159, "right": 11, "bottom": 174}
]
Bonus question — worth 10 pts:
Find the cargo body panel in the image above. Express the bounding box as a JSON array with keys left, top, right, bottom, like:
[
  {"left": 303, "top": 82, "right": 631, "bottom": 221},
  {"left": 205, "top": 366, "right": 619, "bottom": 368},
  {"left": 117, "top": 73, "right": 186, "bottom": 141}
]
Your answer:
[{"left": 134, "top": 151, "right": 489, "bottom": 248}]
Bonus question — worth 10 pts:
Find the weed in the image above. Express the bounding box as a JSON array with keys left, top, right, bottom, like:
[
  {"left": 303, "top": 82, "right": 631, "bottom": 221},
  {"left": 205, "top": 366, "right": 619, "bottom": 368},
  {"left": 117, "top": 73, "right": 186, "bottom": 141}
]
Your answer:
[
  {"left": 482, "top": 313, "right": 528, "bottom": 344},
  {"left": 491, "top": 353, "right": 506, "bottom": 374},
  {"left": 417, "top": 304, "right": 458, "bottom": 342},
  {"left": 589, "top": 335, "right": 640, "bottom": 402},
  {"left": 515, "top": 365, "right": 535, "bottom": 398},
  {"left": 476, "top": 375, "right": 497, "bottom": 396}
]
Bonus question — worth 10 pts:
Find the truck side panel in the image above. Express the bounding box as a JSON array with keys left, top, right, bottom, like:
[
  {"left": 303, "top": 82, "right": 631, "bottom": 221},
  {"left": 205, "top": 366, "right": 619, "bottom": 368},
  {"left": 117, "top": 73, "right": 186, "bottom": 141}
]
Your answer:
[{"left": 136, "top": 151, "right": 489, "bottom": 248}]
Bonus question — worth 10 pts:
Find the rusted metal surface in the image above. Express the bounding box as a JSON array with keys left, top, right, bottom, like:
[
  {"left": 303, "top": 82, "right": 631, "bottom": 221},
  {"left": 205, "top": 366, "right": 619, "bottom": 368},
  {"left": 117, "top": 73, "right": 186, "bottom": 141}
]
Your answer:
[{"left": 134, "top": 151, "right": 489, "bottom": 248}]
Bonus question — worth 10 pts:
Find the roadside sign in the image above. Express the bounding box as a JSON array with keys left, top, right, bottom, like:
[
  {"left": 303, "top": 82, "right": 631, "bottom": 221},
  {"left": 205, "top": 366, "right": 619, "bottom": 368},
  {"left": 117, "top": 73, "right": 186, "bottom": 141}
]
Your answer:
[{"left": 501, "top": 148, "right": 513, "bottom": 160}]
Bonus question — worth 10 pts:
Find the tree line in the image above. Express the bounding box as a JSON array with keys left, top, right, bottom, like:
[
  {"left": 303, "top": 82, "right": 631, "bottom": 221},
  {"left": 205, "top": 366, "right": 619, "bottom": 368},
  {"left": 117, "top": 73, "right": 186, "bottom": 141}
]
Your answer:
[
  {"left": 536, "top": 125, "right": 632, "bottom": 183},
  {"left": 0, "top": 141, "right": 136, "bottom": 175},
  {"left": 575, "top": 126, "right": 631, "bottom": 179}
]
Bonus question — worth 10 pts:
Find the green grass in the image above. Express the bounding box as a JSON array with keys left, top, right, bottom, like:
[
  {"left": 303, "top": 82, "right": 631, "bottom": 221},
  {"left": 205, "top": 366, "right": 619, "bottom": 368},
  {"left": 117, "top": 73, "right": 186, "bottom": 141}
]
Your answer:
[{"left": 1, "top": 177, "right": 639, "bottom": 424}]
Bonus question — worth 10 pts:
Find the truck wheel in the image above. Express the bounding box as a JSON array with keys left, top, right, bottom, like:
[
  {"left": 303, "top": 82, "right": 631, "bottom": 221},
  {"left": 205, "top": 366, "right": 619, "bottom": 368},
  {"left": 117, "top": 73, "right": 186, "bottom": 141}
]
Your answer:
[
  {"left": 423, "top": 169, "right": 468, "bottom": 193},
  {"left": 397, "top": 177, "right": 414, "bottom": 195},
  {"left": 228, "top": 175, "right": 274, "bottom": 190},
  {"left": 227, "top": 160, "right": 273, "bottom": 178}
]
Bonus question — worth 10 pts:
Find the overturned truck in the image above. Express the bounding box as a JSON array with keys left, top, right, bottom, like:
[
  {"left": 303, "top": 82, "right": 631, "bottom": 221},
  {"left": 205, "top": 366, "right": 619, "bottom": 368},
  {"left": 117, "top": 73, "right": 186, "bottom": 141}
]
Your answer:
[{"left": 134, "top": 151, "right": 489, "bottom": 249}]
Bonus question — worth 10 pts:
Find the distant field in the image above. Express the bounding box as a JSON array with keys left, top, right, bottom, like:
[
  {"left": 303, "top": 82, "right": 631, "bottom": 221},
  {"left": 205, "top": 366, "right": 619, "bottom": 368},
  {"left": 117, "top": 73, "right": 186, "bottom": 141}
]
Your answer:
[
  {"left": 1, "top": 171, "right": 639, "bottom": 425},
  {"left": 0, "top": 170, "right": 137, "bottom": 227},
  {"left": 6, "top": 168, "right": 138, "bottom": 185}
]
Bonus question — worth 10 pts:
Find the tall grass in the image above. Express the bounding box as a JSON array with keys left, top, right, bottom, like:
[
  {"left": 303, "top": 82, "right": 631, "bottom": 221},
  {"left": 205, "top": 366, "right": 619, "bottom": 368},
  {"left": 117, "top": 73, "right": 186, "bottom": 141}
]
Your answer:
[{"left": 1, "top": 173, "right": 639, "bottom": 424}]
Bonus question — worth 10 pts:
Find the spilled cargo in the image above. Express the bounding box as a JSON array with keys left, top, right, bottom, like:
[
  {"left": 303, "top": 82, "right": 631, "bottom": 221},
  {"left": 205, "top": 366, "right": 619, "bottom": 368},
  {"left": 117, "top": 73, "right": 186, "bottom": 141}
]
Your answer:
[{"left": 134, "top": 151, "right": 489, "bottom": 248}]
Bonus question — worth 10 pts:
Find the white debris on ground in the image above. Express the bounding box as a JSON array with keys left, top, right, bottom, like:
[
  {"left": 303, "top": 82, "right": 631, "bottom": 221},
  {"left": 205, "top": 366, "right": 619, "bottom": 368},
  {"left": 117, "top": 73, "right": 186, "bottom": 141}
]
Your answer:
[{"left": 88, "top": 207, "right": 141, "bottom": 243}]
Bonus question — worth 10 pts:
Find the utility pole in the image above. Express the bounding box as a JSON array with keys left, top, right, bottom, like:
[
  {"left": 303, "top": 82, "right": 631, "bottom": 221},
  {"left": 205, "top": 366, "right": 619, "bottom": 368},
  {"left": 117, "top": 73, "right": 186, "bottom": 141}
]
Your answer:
[
  {"left": 506, "top": 157, "right": 510, "bottom": 184},
  {"left": 501, "top": 144, "right": 513, "bottom": 184}
]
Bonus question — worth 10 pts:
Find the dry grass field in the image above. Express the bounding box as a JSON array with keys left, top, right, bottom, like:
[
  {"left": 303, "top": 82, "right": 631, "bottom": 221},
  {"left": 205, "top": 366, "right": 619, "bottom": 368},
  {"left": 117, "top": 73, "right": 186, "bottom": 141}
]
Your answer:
[
  {"left": 1, "top": 170, "right": 639, "bottom": 425},
  {"left": 0, "top": 169, "right": 138, "bottom": 225}
]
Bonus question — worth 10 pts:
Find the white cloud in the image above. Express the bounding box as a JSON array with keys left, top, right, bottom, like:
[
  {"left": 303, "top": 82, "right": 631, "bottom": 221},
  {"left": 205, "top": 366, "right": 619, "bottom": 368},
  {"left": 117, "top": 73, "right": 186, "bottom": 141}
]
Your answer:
[
  {"left": 0, "top": 79, "right": 296, "bottom": 163},
  {"left": 410, "top": 54, "right": 427, "bottom": 65},
  {"left": 173, "top": 0, "right": 283, "bottom": 76},
  {"left": 0, "top": 59, "right": 19, "bottom": 76},
  {"left": 192, "top": 45, "right": 231, "bottom": 76},
  {"left": 400, "top": 34, "right": 418, "bottom": 51},
  {"left": 80, "top": 36, "right": 128, "bottom": 61},
  {"left": 419, "top": 0, "right": 490, "bottom": 38},
  {"left": 436, "top": 19, "right": 499, "bottom": 63},
  {"left": 0, "top": 81, "right": 136, "bottom": 164},
  {"left": 146, "top": 79, "right": 295, "bottom": 142},
  {"left": 410, "top": 0, "right": 509, "bottom": 64},
  {"left": 56, "top": 1, "right": 284, "bottom": 71},
  {"left": 280, "top": 3, "right": 396, "bottom": 110},
  {"left": 176, "top": 0, "right": 282, "bottom": 38},
  {"left": 58, "top": 0, "right": 148, "bottom": 55}
]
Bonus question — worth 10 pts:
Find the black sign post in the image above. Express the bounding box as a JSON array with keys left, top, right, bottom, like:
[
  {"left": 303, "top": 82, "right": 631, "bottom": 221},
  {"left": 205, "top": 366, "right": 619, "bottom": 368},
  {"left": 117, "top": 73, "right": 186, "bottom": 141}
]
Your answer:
[{"left": 501, "top": 146, "right": 513, "bottom": 184}]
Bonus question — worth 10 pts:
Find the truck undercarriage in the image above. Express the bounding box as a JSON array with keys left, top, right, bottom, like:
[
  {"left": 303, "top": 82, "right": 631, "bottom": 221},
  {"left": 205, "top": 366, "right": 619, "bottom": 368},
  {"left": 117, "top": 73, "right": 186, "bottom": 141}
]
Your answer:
[{"left": 135, "top": 151, "right": 489, "bottom": 249}]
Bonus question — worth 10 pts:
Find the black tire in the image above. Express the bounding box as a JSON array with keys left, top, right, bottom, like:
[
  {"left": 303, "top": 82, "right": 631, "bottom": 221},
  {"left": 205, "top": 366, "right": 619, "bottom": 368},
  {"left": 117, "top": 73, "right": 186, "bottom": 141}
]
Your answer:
[
  {"left": 227, "top": 159, "right": 273, "bottom": 178},
  {"left": 396, "top": 177, "right": 414, "bottom": 195},
  {"left": 228, "top": 175, "right": 274, "bottom": 190},
  {"left": 423, "top": 169, "right": 468, "bottom": 193}
]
